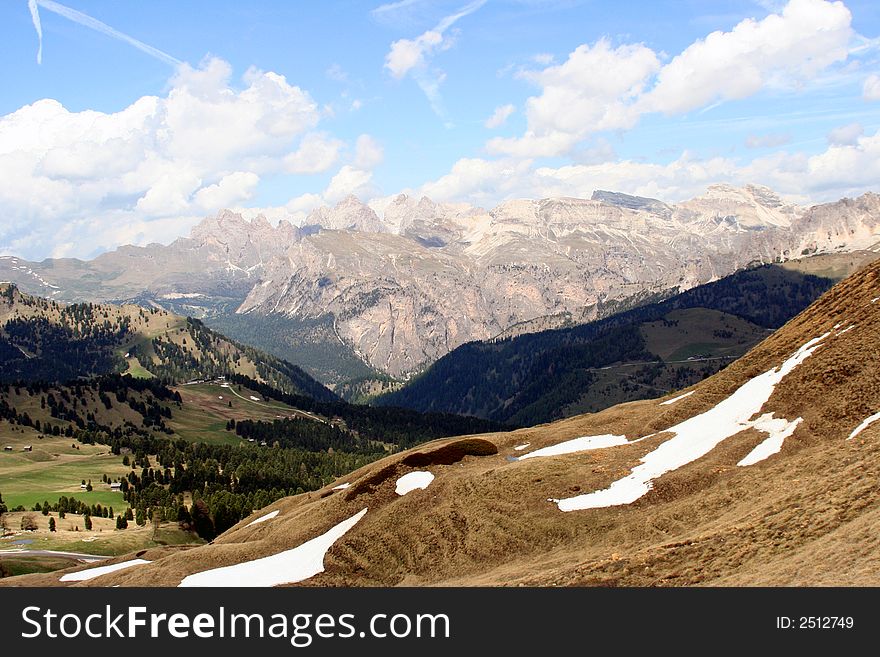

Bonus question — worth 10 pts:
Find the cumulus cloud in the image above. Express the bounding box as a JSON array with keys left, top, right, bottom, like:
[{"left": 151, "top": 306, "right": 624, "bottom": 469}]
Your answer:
[
  {"left": 491, "top": 0, "right": 856, "bottom": 159},
  {"left": 284, "top": 133, "right": 344, "bottom": 174},
  {"left": 192, "top": 172, "right": 260, "bottom": 211},
  {"left": 864, "top": 74, "right": 880, "bottom": 100},
  {"left": 485, "top": 104, "right": 516, "bottom": 129},
  {"left": 418, "top": 127, "right": 880, "bottom": 206},
  {"left": 641, "top": 0, "right": 852, "bottom": 115},
  {"left": 323, "top": 165, "right": 377, "bottom": 203},
  {"left": 353, "top": 134, "right": 385, "bottom": 169},
  {"left": 0, "top": 57, "right": 334, "bottom": 259},
  {"left": 488, "top": 39, "right": 660, "bottom": 157}
]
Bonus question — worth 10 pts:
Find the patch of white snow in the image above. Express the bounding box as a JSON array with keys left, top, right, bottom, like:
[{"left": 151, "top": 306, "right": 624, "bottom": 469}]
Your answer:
[
  {"left": 553, "top": 333, "right": 829, "bottom": 511},
  {"left": 660, "top": 390, "right": 695, "bottom": 406},
  {"left": 179, "top": 508, "right": 368, "bottom": 587},
  {"left": 60, "top": 559, "right": 150, "bottom": 582},
  {"left": 245, "top": 510, "right": 279, "bottom": 527},
  {"left": 848, "top": 412, "right": 880, "bottom": 440},
  {"left": 736, "top": 414, "right": 803, "bottom": 466},
  {"left": 518, "top": 434, "right": 629, "bottom": 460},
  {"left": 395, "top": 471, "right": 435, "bottom": 495}
]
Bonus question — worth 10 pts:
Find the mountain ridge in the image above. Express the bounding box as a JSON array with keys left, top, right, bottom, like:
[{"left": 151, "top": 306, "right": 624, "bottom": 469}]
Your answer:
[{"left": 2, "top": 185, "right": 878, "bottom": 382}]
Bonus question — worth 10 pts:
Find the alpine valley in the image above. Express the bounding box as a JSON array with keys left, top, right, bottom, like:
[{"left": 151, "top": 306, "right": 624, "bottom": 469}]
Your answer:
[{"left": 6, "top": 247, "right": 880, "bottom": 587}]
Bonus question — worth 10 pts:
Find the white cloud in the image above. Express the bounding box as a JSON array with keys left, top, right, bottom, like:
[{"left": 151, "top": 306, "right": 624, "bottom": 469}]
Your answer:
[
  {"left": 419, "top": 127, "right": 880, "bottom": 206},
  {"left": 353, "top": 134, "right": 385, "bottom": 169},
  {"left": 192, "top": 172, "right": 260, "bottom": 211},
  {"left": 488, "top": 39, "right": 660, "bottom": 157},
  {"left": 532, "top": 53, "right": 555, "bottom": 65},
  {"left": 418, "top": 157, "right": 536, "bottom": 204},
  {"left": 323, "top": 165, "right": 376, "bottom": 203},
  {"left": 864, "top": 74, "right": 880, "bottom": 100},
  {"left": 490, "top": 0, "right": 856, "bottom": 159},
  {"left": 0, "top": 57, "right": 332, "bottom": 259},
  {"left": 284, "top": 133, "right": 343, "bottom": 174},
  {"left": 383, "top": 0, "right": 487, "bottom": 118},
  {"left": 484, "top": 104, "right": 516, "bottom": 129},
  {"left": 642, "top": 0, "right": 853, "bottom": 114},
  {"left": 827, "top": 122, "right": 863, "bottom": 146},
  {"left": 385, "top": 30, "right": 445, "bottom": 79}
]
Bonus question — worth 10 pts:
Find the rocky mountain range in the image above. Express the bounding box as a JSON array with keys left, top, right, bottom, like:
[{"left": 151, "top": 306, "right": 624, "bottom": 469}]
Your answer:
[{"left": 2, "top": 184, "right": 879, "bottom": 383}]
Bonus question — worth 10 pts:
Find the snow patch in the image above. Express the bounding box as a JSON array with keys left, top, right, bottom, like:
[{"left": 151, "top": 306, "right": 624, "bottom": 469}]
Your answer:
[
  {"left": 395, "top": 471, "right": 435, "bottom": 495},
  {"left": 332, "top": 483, "right": 351, "bottom": 490},
  {"left": 179, "top": 508, "right": 368, "bottom": 587},
  {"left": 736, "top": 414, "right": 803, "bottom": 466},
  {"left": 553, "top": 333, "right": 829, "bottom": 511},
  {"left": 249, "top": 396, "right": 261, "bottom": 401},
  {"left": 513, "top": 443, "right": 531, "bottom": 451},
  {"left": 848, "top": 412, "right": 880, "bottom": 440},
  {"left": 518, "top": 434, "right": 629, "bottom": 460},
  {"left": 837, "top": 324, "right": 855, "bottom": 336},
  {"left": 160, "top": 292, "right": 206, "bottom": 299},
  {"left": 660, "top": 390, "right": 695, "bottom": 406},
  {"left": 60, "top": 559, "right": 150, "bottom": 582},
  {"left": 245, "top": 510, "right": 279, "bottom": 527}
]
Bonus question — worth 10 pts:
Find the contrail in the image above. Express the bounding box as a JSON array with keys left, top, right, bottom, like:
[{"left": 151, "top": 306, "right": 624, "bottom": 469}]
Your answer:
[
  {"left": 28, "top": 0, "right": 42, "bottom": 64},
  {"left": 29, "top": 0, "right": 181, "bottom": 67}
]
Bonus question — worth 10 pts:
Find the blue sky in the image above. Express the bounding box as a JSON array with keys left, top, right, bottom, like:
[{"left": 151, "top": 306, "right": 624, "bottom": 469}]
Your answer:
[{"left": 1, "top": 0, "right": 879, "bottom": 259}]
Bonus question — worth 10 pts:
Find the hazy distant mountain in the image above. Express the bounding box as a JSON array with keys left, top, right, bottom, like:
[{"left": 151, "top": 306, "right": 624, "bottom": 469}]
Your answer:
[{"left": 2, "top": 185, "right": 878, "bottom": 383}]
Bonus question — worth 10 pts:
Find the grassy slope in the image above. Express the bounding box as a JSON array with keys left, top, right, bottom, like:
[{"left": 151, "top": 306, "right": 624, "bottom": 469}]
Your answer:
[
  {"left": 0, "top": 377, "right": 325, "bottom": 510},
  {"left": 0, "top": 432, "right": 131, "bottom": 510},
  {"left": 170, "top": 383, "right": 321, "bottom": 445}
]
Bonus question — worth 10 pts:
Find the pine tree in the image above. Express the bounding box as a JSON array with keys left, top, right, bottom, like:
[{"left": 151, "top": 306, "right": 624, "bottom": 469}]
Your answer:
[{"left": 48, "top": 517, "right": 56, "bottom": 532}]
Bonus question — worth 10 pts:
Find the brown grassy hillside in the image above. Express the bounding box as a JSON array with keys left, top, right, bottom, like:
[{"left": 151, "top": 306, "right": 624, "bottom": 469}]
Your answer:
[{"left": 6, "top": 259, "right": 879, "bottom": 587}]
